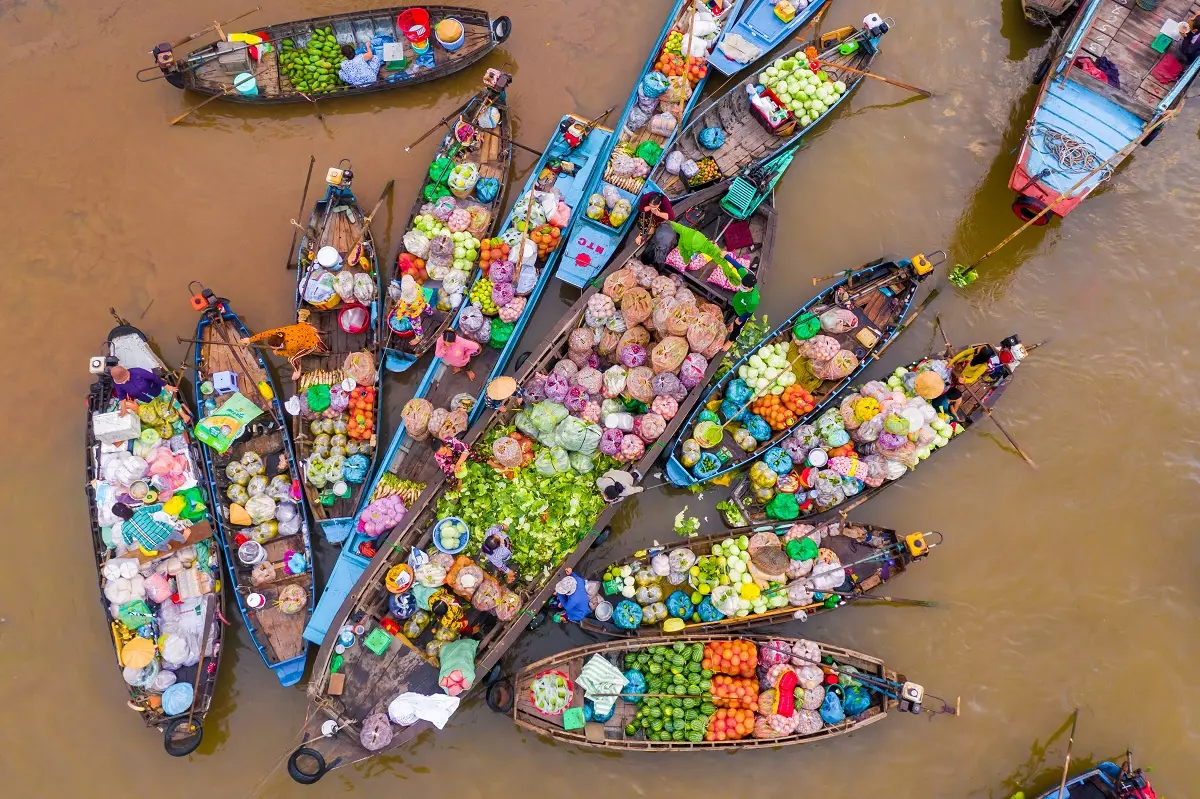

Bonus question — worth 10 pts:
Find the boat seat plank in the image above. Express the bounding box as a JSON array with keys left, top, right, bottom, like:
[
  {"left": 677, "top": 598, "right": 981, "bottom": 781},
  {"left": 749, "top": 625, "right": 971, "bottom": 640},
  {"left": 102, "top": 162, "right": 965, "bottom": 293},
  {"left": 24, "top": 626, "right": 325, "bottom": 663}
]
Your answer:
[
  {"left": 1083, "top": 29, "right": 1115, "bottom": 56},
  {"left": 1099, "top": 0, "right": 1132, "bottom": 26}
]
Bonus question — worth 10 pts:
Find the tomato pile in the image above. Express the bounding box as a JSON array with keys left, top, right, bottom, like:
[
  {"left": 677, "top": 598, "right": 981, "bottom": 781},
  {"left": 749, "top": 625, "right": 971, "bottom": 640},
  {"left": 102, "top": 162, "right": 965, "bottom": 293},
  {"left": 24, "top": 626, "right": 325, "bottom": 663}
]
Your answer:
[
  {"left": 705, "top": 706, "right": 754, "bottom": 742},
  {"left": 479, "top": 237, "right": 510, "bottom": 275},
  {"left": 781, "top": 384, "right": 815, "bottom": 414},
  {"left": 346, "top": 386, "right": 375, "bottom": 441}
]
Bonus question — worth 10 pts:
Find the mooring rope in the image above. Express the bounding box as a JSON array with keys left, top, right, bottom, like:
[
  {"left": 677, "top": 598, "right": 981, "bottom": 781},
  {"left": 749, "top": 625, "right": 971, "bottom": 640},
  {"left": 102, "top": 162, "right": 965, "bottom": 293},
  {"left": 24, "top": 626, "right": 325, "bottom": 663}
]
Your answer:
[{"left": 1028, "top": 122, "right": 1112, "bottom": 180}]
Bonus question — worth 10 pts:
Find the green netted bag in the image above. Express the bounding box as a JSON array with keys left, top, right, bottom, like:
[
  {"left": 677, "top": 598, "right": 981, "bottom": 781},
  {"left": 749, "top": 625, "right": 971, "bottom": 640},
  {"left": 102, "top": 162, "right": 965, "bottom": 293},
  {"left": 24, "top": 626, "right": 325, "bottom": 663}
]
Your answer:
[
  {"left": 635, "top": 141, "right": 663, "bottom": 166},
  {"left": 306, "top": 384, "right": 331, "bottom": 413},
  {"left": 793, "top": 313, "right": 821, "bottom": 340},
  {"left": 423, "top": 183, "right": 452, "bottom": 203},
  {"left": 429, "top": 157, "right": 454, "bottom": 184},
  {"left": 765, "top": 492, "right": 800, "bottom": 521},
  {"left": 489, "top": 319, "right": 514, "bottom": 349}
]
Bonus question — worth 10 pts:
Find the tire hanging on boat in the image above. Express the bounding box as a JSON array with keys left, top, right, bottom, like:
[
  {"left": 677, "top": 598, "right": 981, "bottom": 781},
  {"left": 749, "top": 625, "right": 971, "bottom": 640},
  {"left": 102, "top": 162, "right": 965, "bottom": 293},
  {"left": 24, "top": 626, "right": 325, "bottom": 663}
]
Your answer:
[
  {"left": 486, "top": 679, "right": 515, "bottom": 713},
  {"left": 1011, "top": 195, "right": 1051, "bottom": 225},
  {"left": 162, "top": 717, "right": 203, "bottom": 757},
  {"left": 492, "top": 15, "right": 512, "bottom": 43},
  {"left": 288, "top": 746, "right": 328, "bottom": 784}
]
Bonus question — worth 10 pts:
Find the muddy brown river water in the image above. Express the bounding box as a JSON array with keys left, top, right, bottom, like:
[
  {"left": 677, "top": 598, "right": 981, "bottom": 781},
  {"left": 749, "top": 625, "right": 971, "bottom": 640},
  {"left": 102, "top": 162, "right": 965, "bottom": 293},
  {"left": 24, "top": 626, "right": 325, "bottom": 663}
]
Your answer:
[{"left": 3, "top": 0, "right": 1198, "bottom": 795}]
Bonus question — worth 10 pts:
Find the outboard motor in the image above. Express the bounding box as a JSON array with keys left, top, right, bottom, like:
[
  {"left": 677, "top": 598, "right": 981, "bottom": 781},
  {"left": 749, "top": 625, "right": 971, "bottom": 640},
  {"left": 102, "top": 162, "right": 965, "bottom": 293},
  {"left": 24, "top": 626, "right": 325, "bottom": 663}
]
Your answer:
[
  {"left": 863, "top": 13, "right": 890, "bottom": 38},
  {"left": 898, "top": 681, "right": 924, "bottom": 715},
  {"left": 999, "top": 334, "right": 1027, "bottom": 370},
  {"left": 152, "top": 43, "right": 186, "bottom": 89},
  {"left": 1116, "top": 769, "right": 1156, "bottom": 799}
]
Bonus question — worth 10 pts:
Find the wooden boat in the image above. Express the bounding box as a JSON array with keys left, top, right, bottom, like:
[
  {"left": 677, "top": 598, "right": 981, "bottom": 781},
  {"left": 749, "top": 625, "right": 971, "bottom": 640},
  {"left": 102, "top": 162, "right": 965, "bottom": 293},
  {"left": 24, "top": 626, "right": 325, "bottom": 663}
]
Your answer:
[
  {"left": 578, "top": 519, "right": 938, "bottom": 638},
  {"left": 148, "top": 6, "right": 511, "bottom": 104},
  {"left": 664, "top": 254, "right": 937, "bottom": 488},
  {"left": 192, "top": 290, "right": 315, "bottom": 687},
  {"left": 284, "top": 177, "right": 777, "bottom": 784},
  {"left": 556, "top": 0, "right": 747, "bottom": 288},
  {"left": 85, "top": 316, "right": 225, "bottom": 755},
  {"left": 649, "top": 19, "right": 888, "bottom": 201},
  {"left": 292, "top": 167, "right": 385, "bottom": 544},
  {"left": 1027, "top": 754, "right": 1156, "bottom": 798},
  {"left": 510, "top": 633, "right": 918, "bottom": 750},
  {"left": 707, "top": 0, "right": 830, "bottom": 76},
  {"left": 1009, "top": 0, "right": 1199, "bottom": 221},
  {"left": 1020, "top": 0, "right": 1078, "bottom": 27},
  {"left": 302, "top": 113, "right": 615, "bottom": 646},
  {"left": 731, "top": 338, "right": 1028, "bottom": 525},
  {"left": 381, "top": 72, "right": 514, "bottom": 373}
]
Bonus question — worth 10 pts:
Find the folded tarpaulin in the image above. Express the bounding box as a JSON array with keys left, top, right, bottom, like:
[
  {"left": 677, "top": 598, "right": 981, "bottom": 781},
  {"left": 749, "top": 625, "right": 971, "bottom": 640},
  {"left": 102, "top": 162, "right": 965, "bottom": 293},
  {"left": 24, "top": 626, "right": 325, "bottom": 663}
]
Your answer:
[
  {"left": 387, "top": 692, "right": 461, "bottom": 729},
  {"left": 576, "top": 654, "right": 627, "bottom": 716}
]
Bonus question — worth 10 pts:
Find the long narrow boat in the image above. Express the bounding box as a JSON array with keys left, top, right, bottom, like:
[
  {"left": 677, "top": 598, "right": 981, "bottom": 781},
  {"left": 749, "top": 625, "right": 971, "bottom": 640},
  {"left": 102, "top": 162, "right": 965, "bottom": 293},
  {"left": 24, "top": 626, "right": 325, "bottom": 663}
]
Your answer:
[
  {"left": 148, "top": 6, "right": 511, "bottom": 104},
  {"left": 578, "top": 519, "right": 939, "bottom": 638},
  {"left": 649, "top": 18, "right": 888, "bottom": 201},
  {"left": 292, "top": 167, "right": 385, "bottom": 544},
  {"left": 381, "top": 71, "right": 515, "bottom": 373},
  {"left": 707, "top": 0, "right": 831, "bottom": 76},
  {"left": 191, "top": 289, "right": 315, "bottom": 687},
  {"left": 1026, "top": 754, "right": 1156, "bottom": 799},
  {"left": 85, "top": 317, "right": 225, "bottom": 755},
  {"left": 1008, "top": 0, "right": 1199, "bottom": 222},
  {"left": 510, "top": 633, "right": 931, "bottom": 749},
  {"left": 665, "top": 254, "right": 936, "bottom": 488},
  {"left": 284, "top": 178, "right": 777, "bottom": 783},
  {"left": 302, "top": 114, "right": 615, "bottom": 646},
  {"left": 731, "top": 337, "right": 1029, "bottom": 526},
  {"left": 557, "top": 0, "right": 747, "bottom": 287}
]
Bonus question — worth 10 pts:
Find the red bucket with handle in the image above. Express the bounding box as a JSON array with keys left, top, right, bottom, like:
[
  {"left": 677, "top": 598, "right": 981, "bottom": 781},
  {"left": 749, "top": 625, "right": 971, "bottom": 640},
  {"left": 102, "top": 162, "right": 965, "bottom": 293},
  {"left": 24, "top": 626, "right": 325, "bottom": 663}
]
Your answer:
[{"left": 397, "top": 9, "right": 432, "bottom": 52}]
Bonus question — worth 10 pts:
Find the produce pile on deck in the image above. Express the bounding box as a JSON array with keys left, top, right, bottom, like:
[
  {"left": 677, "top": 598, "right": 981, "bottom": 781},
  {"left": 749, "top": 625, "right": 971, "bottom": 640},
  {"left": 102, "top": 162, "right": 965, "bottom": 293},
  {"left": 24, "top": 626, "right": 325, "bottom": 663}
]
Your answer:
[
  {"left": 756, "top": 55, "right": 849, "bottom": 128},
  {"left": 532, "top": 638, "right": 878, "bottom": 742},
  {"left": 293, "top": 354, "right": 378, "bottom": 505},
  {"left": 597, "top": 523, "right": 852, "bottom": 630},
  {"left": 678, "top": 309, "right": 877, "bottom": 479},
  {"left": 90, "top": 387, "right": 218, "bottom": 714},
  {"left": 742, "top": 358, "right": 965, "bottom": 519}
]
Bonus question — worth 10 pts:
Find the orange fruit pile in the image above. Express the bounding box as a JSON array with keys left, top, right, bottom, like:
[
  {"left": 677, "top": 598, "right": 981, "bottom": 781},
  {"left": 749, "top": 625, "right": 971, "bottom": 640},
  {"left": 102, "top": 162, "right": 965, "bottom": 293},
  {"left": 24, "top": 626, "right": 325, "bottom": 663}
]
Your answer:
[
  {"left": 781, "top": 384, "right": 815, "bottom": 414},
  {"left": 750, "top": 394, "right": 799, "bottom": 431},
  {"left": 479, "top": 238, "right": 510, "bottom": 274},
  {"left": 708, "top": 675, "right": 760, "bottom": 710},
  {"left": 702, "top": 640, "right": 758, "bottom": 677},
  {"left": 346, "top": 386, "right": 375, "bottom": 441},
  {"left": 531, "top": 224, "right": 560, "bottom": 259}
]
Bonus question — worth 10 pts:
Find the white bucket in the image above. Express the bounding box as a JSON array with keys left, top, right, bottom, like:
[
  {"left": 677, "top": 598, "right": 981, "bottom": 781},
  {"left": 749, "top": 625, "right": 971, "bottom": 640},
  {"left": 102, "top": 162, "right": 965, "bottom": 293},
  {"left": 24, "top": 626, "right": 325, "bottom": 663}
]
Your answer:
[
  {"left": 238, "top": 540, "right": 267, "bottom": 566},
  {"left": 246, "top": 592, "right": 266, "bottom": 609},
  {"left": 317, "top": 246, "right": 343, "bottom": 269}
]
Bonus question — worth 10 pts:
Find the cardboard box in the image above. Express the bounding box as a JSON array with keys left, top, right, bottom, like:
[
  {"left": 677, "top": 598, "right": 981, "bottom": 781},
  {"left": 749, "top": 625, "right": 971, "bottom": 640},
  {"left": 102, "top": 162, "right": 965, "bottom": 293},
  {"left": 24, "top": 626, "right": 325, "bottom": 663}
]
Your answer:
[{"left": 327, "top": 673, "right": 346, "bottom": 696}]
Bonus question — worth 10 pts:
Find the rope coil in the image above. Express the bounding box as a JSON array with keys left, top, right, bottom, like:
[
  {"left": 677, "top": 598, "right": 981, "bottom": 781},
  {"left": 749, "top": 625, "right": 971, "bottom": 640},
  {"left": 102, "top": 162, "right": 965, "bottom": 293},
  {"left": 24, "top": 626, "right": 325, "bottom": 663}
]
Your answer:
[{"left": 1028, "top": 123, "right": 1112, "bottom": 180}]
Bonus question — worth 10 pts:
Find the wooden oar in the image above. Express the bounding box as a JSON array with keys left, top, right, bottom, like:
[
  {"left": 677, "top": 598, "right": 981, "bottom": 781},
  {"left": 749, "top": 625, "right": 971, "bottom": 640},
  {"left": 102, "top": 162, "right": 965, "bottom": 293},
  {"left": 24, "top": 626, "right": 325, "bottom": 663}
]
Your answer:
[
  {"left": 870, "top": 288, "right": 940, "bottom": 361},
  {"left": 935, "top": 317, "right": 1038, "bottom": 469},
  {"left": 294, "top": 90, "right": 325, "bottom": 120},
  {"left": 404, "top": 96, "right": 475, "bottom": 152},
  {"left": 285, "top": 156, "right": 316, "bottom": 271},
  {"left": 343, "top": 179, "right": 395, "bottom": 264},
  {"left": 168, "top": 86, "right": 232, "bottom": 125},
  {"left": 177, "top": 335, "right": 274, "bottom": 353},
  {"left": 183, "top": 594, "right": 216, "bottom": 734},
  {"left": 1056, "top": 709, "right": 1081, "bottom": 799},
  {"left": 811, "top": 57, "right": 933, "bottom": 98},
  {"left": 171, "top": 6, "right": 261, "bottom": 48}
]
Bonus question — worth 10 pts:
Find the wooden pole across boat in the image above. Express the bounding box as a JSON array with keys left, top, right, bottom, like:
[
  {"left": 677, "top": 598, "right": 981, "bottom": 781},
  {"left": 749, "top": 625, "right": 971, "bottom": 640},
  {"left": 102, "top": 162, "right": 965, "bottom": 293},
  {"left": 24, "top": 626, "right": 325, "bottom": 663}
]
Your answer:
[
  {"left": 404, "top": 97, "right": 476, "bottom": 152},
  {"left": 811, "top": 56, "right": 933, "bottom": 98},
  {"left": 935, "top": 316, "right": 1038, "bottom": 469},
  {"left": 184, "top": 594, "right": 217, "bottom": 733},
  {"left": 177, "top": 335, "right": 274, "bottom": 352},
  {"left": 951, "top": 107, "right": 1182, "bottom": 284},
  {"left": 1056, "top": 709, "right": 1081, "bottom": 799},
  {"left": 170, "top": 6, "right": 261, "bottom": 48},
  {"left": 343, "top": 179, "right": 395, "bottom": 264},
  {"left": 285, "top": 156, "right": 317, "bottom": 270}
]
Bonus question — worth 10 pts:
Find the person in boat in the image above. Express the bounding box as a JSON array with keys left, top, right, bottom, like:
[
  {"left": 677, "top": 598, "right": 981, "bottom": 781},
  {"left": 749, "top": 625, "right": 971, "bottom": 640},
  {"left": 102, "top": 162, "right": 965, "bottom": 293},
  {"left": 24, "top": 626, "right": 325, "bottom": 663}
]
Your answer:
[
  {"left": 434, "top": 434, "right": 470, "bottom": 479},
  {"left": 239, "top": 310, "right": 326, "bottom": 381},
  {"left": 112, "top": 502, "right": 190, "bottom": 554},
  {"left": 481, "top": 525, "right": 516, "bottom": 584},
  {"left": 553, "top": 568, "right": 590, "bottom": 623},
  {"left": 729, "top": 269, "right": 760, "bottom": 326},
  {"left": 435, "top": 329, "right": 481, "bottom": 382},
  {"left": 338, "top": 42, "right": 382, "bottom": 88},
  {"left": 635, "top": 192, "right": 675, "bottom": 246},
  {"left": 595, "top": 468, "right": 644, "bottom": 503},
  {"left": 1178, "top": 16, "right": 1200, "bottom": 63},
  {"left": 110, "top": 365, "right": 168, "bottom": 403},
  {"left": 483, "top": 375, "right": 526, "bottom": 412}
]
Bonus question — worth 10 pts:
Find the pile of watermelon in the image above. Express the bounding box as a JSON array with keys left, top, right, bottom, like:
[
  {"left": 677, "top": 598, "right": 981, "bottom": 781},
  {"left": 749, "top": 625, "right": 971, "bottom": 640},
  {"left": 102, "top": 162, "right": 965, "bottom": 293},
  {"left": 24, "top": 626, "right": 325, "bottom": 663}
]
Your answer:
[{"left": 623, "top": 642, "right": 714, "bottom": 743}]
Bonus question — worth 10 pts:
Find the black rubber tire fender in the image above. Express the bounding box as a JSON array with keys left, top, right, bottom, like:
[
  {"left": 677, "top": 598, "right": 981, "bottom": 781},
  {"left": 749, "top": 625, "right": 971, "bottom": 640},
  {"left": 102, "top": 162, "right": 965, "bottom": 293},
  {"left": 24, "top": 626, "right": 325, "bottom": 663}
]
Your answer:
[
  {"left": 486, "top": 678, "right": 515, "bottom": 713},
  {"left": 514, "top": 350, "right": 532, "bottom": 370},
  {"left": 492, "top": 16, "right": 512, "bottom": 44},
  {"left": 1011, "top": 195, "right": 1051, "bottom": 226},
  {"left": 1141, "top": 124, "right": 1162, "bottom": 147},
  {"left": 162, "top": 717, "right": 203, "bottom": 757},
  {"left": 288, "top": 746, "right": 328, "bottom": 785},
  {"left": 1032, "top": 56, "right": 1051, "bottom": 85}
]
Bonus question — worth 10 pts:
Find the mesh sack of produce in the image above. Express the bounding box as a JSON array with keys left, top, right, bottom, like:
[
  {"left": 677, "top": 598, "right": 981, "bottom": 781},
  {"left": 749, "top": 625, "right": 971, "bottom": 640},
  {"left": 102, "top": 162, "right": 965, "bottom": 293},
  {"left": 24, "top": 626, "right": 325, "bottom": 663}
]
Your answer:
[
  {"left": 759, "top": 639, "right": 794, "bottom": 666},
  {"left": 619, "top": 433, "right": 645, "bottom": 462},
  {"left": 838, "top": 393, "right": 864, "bottom": 430},
  {"left": 811, "top": 350, "right": 860, "bottom": 381},
  {"left": 634, "top": 87, "right": 659, "bottom": 114},
  {"left": 664, "top": 150, "right": 685, "bottom": 175},
  {"left": 514, "top": 410, "right": 538, "bottom": 440},
  {"left": 634, "top": 412, "right": 666, "bottom": 442},
  {"left": 763, "top": 447, "right": 793, "bottom": 475},
  {"left": 649, "top": 273, "right": 678, "bottom": 298},
  {"left": 619, "top": 343, "right": 648, "bottom": 368},
  {"left": 598, "top": 328, "right": 622, "bottom": 359},
  {"left": 642, "top": 601, "right": 669, "bottom": 624},
  {"left": 552, "top": 359, "right": 580, "bottom": 381},
  {"left": 609, "top": 149, "right": 641, "bottom": 177},
  {"left": 427, "top": 232, "right": 455, "bottom": 268},
  {"left": 753, "top": 715, "right": 784, "bottom": 739},
  {"left": 798, "top": 334, "right": 840, "bottom": 362},
  {"left": 749, "top": 461, "right": 777, "bottom": 489},
  {"left": 852, "top": 412, "right": 885, "bottom": 444},
  {"left": 431, "top": 195, "right": 457, "bottom": 219},
  {"left": 446, "top": 208, "right": 471, "bottom": 232},
  {"left": 569, "top": 326, "right": 596, "bottom": 357},
  {"left": 652, "top": 370, "right": 686, "bottom": 401},
  {"left": 543, "top": 371, "right": 570, "bottom": 403},
  {"left": 463, "top": 316, "right": 492, "bottom": 345},
  {"left": 650, "top": 337, "right": 689, "bottom": 375},
  {"left": 529, "top": 400, "right": 569, "bottom": 438},
  {"left": 666, "top": 590, "right": 694, "bottom": 619},
  {"left": 626, "top": 366, "right": 655, "bottom": 403},
  {"left": 564, "top": 385, "right": 588, "bottom": 414},
  {"left": 458, "top": 303, "right": 485, "bottom": 336},
  {"left": 491, "top": 280, "right": 515, "bottom": 308},
  {"left": 620, "top": 287, "right": 654, "bottom": 329},
  {"left": 765, "top": 663, "right": 800, "bottom": 689},
  {"left": 494, "top": 588, "right": 521, "bottom": 621},
  {"left": 680, "top": 158, "right": 700, "bottom": 179},
  {"left": 497, "top": 295, "right": 526, "bottom": 324},
  {"left": 664, "top": 74, "right": 693, "bottom": 104},
  {"left": 612, "top": 600, "right": 643, "bottom": 629},
  {"left": 492, "top": 436, "right": 524, "bottom": 468},
  {"left": 859, "top": 380, "right": 891, "bottom": 401},
  {"left": 664, "top": 297, "right": 699, "bottom": 338},
  {"left": 534, "top": 446, "right": 572, "bottom": 476},
  {"left": 692, "top": 451, "right": 720, "bottom": 480},
  {"left": 603, "top": 365, "right": 628, "bottom": 398},
  {"left": 648, "top": 552, "right": 670, "bottom": 577},
  {"left": 488, "top": 258, "right": 515, "bottom": 284},
  {"left": 743, "top": 414, "right": 771, "bottom": 442},
  {"left": 599, "top": 427, "right": 624, "bottom": 456},
  {"left": 572, "top": 367, "right": 604, "bottom": 395},
  {"left": 603, "top": 267, "right": 639, "bottom": 301},
  {"left": 359, "top": 714, "right": 393, "bottom": 751},
  {"left": 687, "top": 311, "right": 726, "bottom": 356},
  {"left": 710, "top": 584, "right": 740, "bottom": 617},
  {"left": 819, "top": 308, "right": 859, "bottom": 334},
  {"left": 431, "top": 408, "right": 468, "bottom": 442},
  {"left": 584, "top": 293, "right": 616, "bottom": 328},
  {"left": 617, "top": 324, "right": 651, "bottom": 353},
  {"left": 679, "top": 438, "right": 701, "bottom": 467},
  {"left": 634, "top": 584, "right": 662, "bottom": 605},
  {"left": 403, "top": 229, "right": 431, "bottom": 258},
  {"left": 860, "top": 454, "right": 888, "bottom": 487},
  {"left": 466, "top": 204, "right": 493, "bottom": 234},
  {"left": 800, "top": 683, "right": 825, "bottom": 711},
  {"left": 666, "top": 548, "right": 696, "bottom": 574},
  {"left": 808, "top": 551, "right": 845, "bottom": 592},
  {"left": 471, "top": 574, "right": 502, "bottom": 611},
  {"left": 652, "top": 395, "right": 678, "bottom": 420},
  {"left": 787, "top": 580, "right": 814, "bottom": 606}
]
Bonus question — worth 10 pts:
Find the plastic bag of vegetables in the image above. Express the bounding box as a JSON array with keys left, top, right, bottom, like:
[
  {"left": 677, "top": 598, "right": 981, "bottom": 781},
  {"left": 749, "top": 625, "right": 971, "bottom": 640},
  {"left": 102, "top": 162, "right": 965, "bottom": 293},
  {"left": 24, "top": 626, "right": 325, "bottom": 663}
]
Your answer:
[
  {"left": 599, "top": 428, "right": 624, "bottom": 456},
  {"left": 692, "top": 452, "right": 721, "bottom": 480},
  {"left": 626, "top": 366, "right": 655, "bottom": 403},
  {"left": 556, "top": 416, "right": 602, "bottom": 455},
  {"left": 725, "top": 378, "right": 753, "bottom": 406},
  {"left": 811, "top": 350, "right": 860, "bottom": 380},
  {"left": 743, "top": 414, "right": 771, "bottom": 442},
  {"left": 534, "top": 446, "right": 572, "bottom": 476},
  {"left": 603, "top": 268, "right": 639, "bottom": 301},
  {"left": 764, "top": 447, "right": 793, "bottom": 475},
  {"left": 620, "top": 287, "right": 654, "bottom": 329},
  {"left": 766, "top": 492, "right": 800, "bottom": 520},
  {"left": 652, "top": 371, "right": 686, "bottom": 401},
  {"left": 612, "top": 600, "right": 643, "bottom": 629}
]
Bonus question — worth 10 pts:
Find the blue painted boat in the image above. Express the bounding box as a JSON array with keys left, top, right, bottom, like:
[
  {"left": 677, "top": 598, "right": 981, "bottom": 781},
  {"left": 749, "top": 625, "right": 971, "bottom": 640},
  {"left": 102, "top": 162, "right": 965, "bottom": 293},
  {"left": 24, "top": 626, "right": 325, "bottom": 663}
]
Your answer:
[
  {"left": 1009, "top": 0, "right": 1200, "bottom": 221},
  {"left": 649, "top": 19, "right": 888, "bottom": 201},
  {"left": 1027, "top": 758, "right": 1156, "bottom": 799},
  {"left": 303, "top": 115, "right": 614, "bottom": 646},
  {"left": 192, "top": 291, "right": 315, "bottom": 687},
  {"left": 556, "top": 0, "right": 750, "bottom": 288},
  {"left": 292, "top": 169, "right": 385, "bottom": 544},
  {"left": 664, "top": 255, "right": 934, "bottom": 487},
  {"left": 381, "top": 74, "right": 515, "bottom": 373},
  {"left": 707, "top": 0, "right": 829, "bottom": 76}
]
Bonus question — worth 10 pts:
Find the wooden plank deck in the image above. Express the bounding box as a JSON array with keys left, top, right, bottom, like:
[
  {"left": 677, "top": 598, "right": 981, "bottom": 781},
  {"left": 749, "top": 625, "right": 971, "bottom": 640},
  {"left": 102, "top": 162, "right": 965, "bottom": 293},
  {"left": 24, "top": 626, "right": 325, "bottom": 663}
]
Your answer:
[{"left": 1081, "top": 0, "right": 1196, "bottom": 108}]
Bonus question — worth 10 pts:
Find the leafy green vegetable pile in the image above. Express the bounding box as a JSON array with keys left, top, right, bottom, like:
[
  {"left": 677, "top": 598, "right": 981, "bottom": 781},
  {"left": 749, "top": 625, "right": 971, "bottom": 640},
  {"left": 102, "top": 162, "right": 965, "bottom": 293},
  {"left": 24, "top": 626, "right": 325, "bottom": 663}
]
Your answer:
[{"left": 436, "top": 426, "right": 616, "bottom": 579}]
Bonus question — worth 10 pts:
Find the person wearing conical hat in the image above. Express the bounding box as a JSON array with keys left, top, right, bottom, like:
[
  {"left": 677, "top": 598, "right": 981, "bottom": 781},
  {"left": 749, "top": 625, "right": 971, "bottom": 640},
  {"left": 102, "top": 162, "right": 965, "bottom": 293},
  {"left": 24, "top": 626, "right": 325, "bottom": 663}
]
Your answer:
[
  {"left": 553, "top": 568, "right": 590, "bottom": 623},
  {"left": 482, "top": 375, "right": 526, "bottom": 412}
]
